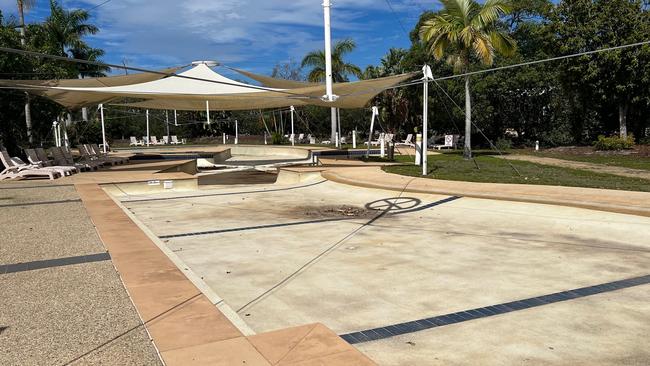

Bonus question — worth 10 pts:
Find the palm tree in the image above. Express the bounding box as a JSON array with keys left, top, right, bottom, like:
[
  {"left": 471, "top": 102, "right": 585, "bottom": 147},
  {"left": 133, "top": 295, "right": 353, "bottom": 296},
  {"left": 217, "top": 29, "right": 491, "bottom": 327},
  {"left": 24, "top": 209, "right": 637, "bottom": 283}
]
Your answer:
[
  {"left": 70, "top": 46, "right": 110, "bottom": 78},
  {"left": 17, "top": 0, "right": 35, "bottom": 143},
  {"left": 419, "top": 0, "right": 516, "bottom": 159},
  {"left": 302, "top": 39, "right": 362, "bottom": 143},
  {"left": 301, "top": 39, "right": 362, "bottom": 82},
  {"left": 17, "top": 0, "right": 35, "bottom": 46},
  {"left": 45, "top": 0, "right": 98, "bottom": 57}
]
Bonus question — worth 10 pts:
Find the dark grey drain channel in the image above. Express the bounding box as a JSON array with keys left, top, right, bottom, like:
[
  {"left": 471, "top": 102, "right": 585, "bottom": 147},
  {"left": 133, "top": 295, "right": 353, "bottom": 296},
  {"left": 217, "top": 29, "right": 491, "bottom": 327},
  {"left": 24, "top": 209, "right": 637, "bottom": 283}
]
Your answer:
[
  {"left": 0, "top": 199, "right": 82, "bottom": 208},
  {"left": 0, "top": 253, "right": 111, "bottom": 275},
  {"left": 159, "top": 217, "right": 354, "bottom": 239},
  {"left": 340, "top": 274, "right": 650, "bottom": 344}
]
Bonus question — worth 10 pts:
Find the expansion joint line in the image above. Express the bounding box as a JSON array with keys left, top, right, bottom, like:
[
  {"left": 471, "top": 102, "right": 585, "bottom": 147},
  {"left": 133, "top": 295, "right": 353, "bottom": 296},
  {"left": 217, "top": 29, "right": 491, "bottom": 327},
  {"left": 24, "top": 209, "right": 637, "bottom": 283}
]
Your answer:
[{"left": 236, "top": 177, "right": 418, "bottom": 313}]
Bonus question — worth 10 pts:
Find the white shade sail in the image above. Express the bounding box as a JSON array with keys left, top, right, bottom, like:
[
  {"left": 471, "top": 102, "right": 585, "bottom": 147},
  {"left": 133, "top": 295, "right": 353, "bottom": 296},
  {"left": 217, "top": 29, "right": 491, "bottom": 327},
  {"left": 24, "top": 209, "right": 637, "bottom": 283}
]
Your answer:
[{"left": 2, "top": 63, "right": 417, "bottom": 111}]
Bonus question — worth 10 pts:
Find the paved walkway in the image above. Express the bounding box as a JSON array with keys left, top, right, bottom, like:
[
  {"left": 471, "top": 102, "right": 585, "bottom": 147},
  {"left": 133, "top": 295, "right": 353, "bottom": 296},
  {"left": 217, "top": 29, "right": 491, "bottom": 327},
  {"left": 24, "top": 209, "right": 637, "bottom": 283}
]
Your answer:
[
  {"left": 321, "top": 166, "right": 650, "bottom": 217},
  {"left": 499, "top": 155, "right": 650, "bottom": 180},
  {"left": 0, "top": 185, "right": 161, "bottom": 366}
]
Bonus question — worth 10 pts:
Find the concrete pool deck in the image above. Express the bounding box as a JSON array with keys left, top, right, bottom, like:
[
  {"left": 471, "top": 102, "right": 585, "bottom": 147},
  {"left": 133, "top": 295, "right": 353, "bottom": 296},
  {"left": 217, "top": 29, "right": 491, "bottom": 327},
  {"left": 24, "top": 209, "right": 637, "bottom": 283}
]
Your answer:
[{"left": 2, "top": 145, "right": 649, "bottom": 365}]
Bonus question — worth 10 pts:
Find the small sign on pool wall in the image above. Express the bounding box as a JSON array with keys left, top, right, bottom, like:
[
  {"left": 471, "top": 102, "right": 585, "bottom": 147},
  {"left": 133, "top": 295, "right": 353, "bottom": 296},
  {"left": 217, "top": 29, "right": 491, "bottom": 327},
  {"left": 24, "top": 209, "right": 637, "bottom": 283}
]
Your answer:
[
  {"left": 147, "top": 180, "right": 160, "bottom": 186},
  {"left": 163, "top": 181, "right": 174, "bottom": 189}
]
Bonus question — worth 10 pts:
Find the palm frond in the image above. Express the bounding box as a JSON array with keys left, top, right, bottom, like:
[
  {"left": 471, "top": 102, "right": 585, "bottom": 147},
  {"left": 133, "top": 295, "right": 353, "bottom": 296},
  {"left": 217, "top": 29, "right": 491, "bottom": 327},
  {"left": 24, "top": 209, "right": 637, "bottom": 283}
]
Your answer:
[
  {"left": 333, "top": 39, "right": 356, "bottom": 57},
  {"left": 489, "top": 30, "right": 517, "bottom": 57}
]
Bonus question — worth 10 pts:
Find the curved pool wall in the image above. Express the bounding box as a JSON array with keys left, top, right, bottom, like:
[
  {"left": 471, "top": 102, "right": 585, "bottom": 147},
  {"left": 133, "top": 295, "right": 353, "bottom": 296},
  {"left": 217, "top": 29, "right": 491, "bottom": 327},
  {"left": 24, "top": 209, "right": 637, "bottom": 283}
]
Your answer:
[{"left": 127, "top": 145, "right": 315, "bottom": 172}]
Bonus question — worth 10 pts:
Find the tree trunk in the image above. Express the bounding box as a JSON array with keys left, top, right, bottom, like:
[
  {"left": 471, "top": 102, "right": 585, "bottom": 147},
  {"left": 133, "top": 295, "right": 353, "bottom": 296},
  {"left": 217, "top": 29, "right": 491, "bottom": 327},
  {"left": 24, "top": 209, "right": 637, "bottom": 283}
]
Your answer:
[
  {"left": 18, "top": 2, "right": 33, "bottom": 144},
  {"left": 619, "top": 102, "right": 628, "bottom": 139},
  {"left": 464, "top": 75, "right": 472, "bottom": 160},
  {"left": 331, "top": 107, "right": 337, "bottom": 144}
]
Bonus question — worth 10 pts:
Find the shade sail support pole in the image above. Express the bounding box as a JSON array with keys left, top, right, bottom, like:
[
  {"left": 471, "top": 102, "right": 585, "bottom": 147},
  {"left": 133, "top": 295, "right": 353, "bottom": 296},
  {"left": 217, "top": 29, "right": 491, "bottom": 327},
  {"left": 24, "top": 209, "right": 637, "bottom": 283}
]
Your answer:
[
  {"left": 100, "top": 104, "right": 107, "bottom": 153},
  {"left": 174, "top": 110, "right": 178, "bottom": 126},
  {"left": 146, "top": 110, "right": 150, "bottom": 147},
  {"left": 52, "top": 121, "right": 58, "bottom": 147},
  {"left": 290, "top": 106, "right": 295, "bottom": 146},
  {"left": 235, "top": 120, "right": 239, "bottom": 144},
  {"left": 422, "top": 65, "right": 433, "bottom": 176},
  {"left": 206, "top": 101, "right": 211, "bottom": 124},
  {"left": 165, "top": 110, "right": 170, "bottom": 142},
  {"left": 337, "top": 108, "right": 342, "bottom": 147},
  {"left": 366, "top": 106, "right": 378, "bottom": 158}
]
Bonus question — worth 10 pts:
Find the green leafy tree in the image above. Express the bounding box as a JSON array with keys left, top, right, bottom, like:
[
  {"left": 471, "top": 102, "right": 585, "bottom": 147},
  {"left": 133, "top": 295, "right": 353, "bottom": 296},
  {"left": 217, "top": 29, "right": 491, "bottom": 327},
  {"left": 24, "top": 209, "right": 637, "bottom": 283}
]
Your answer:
[
  {"left": 70, "top": 46, "right": 110, "bottom": 78},
  {"left": 45, "top": 0, "right": 98, "bottom": 56},
  {"left": 419, "top": 0, "right": 516, "bottom": 159},
  {"left": 301, "top": 39, "right": 362, "bottom": 82},
  {"left": 553, "top": 0, "right": 650, "bottom": 140}
]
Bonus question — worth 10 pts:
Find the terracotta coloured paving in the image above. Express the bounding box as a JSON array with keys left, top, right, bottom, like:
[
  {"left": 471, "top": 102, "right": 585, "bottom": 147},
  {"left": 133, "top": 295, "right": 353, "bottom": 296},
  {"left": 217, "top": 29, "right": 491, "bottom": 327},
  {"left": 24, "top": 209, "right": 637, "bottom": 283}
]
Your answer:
[{"left": 76, "top": 183, "right": 374, "bottom": 365}]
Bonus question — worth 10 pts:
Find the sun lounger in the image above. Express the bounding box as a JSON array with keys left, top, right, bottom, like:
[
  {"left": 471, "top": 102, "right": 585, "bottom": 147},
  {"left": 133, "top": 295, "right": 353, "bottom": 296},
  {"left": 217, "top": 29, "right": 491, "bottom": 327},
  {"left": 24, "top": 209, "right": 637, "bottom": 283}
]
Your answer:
[
  {"left": 170, "top": 135, "right": 182, "bottom": 145},
  {"left": 78, "top": 145, "right": 113, "bottom": 166},
  {"left": 150, "top": 136, "right": 164, "bottom": 145},
  {"left": 162, "top": 136, "right": 170, "bottom": 144},
  {"left": 25, "top": 148, "right": 78, "bottom": 175},
  {"left": 129, "top": 136, "right": 144, "bottom": 146},
  {"left": 0, "top": 150, "right": 60, "bottom": 180},
  {"left": 12, "top": 156, "right": 72, "bottom": 177},
  {"left": 395, "top": 134, "right": 415, "bottom": 147},
  {"left": 49, "top": 147, "right": 94, "bottom": 171},
  {"left": 61, "top": 146, "right": 103, "bottom": 170},
  {"left": 89, "top": 144, "right": 128, "bottom": 164}
]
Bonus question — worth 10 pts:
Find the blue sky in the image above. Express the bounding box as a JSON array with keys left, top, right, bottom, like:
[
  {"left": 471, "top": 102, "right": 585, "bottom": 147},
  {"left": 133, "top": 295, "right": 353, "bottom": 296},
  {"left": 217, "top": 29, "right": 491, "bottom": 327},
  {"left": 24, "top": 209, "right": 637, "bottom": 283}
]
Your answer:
[{"left": 0, "top": 0, "right": 438, "bottom": 78}]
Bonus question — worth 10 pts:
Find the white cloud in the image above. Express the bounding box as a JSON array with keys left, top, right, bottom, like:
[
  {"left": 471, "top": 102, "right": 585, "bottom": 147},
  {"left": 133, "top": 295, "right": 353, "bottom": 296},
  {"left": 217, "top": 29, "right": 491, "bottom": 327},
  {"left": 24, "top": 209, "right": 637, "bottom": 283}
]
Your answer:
[{"left": 1, "top": 0, "right": 431, "bottom": 73}]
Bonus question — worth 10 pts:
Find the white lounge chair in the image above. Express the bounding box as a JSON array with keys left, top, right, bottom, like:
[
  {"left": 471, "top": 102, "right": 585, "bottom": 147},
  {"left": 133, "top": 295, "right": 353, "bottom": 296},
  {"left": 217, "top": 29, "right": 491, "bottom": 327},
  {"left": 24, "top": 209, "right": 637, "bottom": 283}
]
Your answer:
[
  {"left": 170, "top": 135, "right": 183, "bottom": 145},
  {"left": 129, "top": 136, "right": 143, "bottom": 146},
  {"left": 396, "top": 134, "right": 415, "bottom": 147},
  {"left": 162, "top": 136, "right": 170, "bottom": 144},
  {"left": 0, "top": 150, "right": 60, "bottom": 180},
  {"left": 150, "top": 136, "right": 164, "bottom": 145},
  {"left": 296, "top": 133, "right": 305, "bottom": 143}
]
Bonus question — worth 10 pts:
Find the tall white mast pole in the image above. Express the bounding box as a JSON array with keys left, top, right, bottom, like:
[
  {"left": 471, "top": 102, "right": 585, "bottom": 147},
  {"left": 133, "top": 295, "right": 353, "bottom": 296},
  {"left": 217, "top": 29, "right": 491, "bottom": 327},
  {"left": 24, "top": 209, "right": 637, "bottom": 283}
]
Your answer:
[{"left": 323, "top": 0, "right": 337, "bottom": 145}]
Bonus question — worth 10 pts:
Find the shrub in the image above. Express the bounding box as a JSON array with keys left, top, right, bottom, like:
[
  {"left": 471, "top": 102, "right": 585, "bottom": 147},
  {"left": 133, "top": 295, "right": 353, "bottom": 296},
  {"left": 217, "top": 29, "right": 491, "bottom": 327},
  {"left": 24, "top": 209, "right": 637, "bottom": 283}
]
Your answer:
[
  {"left": 271, "top": 132, "right": 287, "bottom": 145},
  {"left": 593, "top": 134, "right": 635, "bottom": 151},
  {"left": 495, "top": 137, "right": 513, "bottom": 151}
]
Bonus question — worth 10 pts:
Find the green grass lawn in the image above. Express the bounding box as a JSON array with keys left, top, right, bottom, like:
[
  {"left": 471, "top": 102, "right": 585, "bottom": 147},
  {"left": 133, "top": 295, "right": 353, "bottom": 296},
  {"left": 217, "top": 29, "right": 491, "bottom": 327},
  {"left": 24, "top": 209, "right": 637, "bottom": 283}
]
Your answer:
[
  {"left": 531, "top": 152, "right": 650, "bottom": 171},
  {"left": 384, "top": 152, "right": 650, "bottom": 192}
]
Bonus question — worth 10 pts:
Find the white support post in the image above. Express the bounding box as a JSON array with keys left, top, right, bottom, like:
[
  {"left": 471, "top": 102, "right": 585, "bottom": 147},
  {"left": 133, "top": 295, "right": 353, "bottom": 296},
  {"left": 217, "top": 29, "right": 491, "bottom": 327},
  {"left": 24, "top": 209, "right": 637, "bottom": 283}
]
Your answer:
[
  {"left": 174, "top": 110, "right": 178, "bottom": 126},
  {"left": 100, "top": 104, "right": 107, "bottom": 153},
  {"left": 165, "top": 110, "right": 170, "bottom": 142},
  {"left": 146, "top": 109, "right": 150, "bottom": 147},
  {"left": 63, "top": 128, "right": 69, "bottom": 148},
  {"left": 352, "top": 129, "right": 357, "bottom": 148},
  {"left": 56, "top": 121, "right": 62, "bottom": 147},
  {"left": 235, "top": 120, "right": 239, "bottom": 145},
  {"left": 380, "top": 134, "right": 386, "bottom": 157},
  {"left": 290, "top": 106, "right": 295, "bottom": 146},
  {"left": 206, "top": 101, "right": 211, "bottom": 124},
  {"left": 337, "top": 108, "right": 342, "bottom": 147},
  {"left": 52, "top": 121, "right": 58, "bottom": 147},
  {"left": 422, "top": 65, "right": 433, "bottom": 176},
  {"left": 366, "top": 106, "right": 378, "bottom": 158},
  {"left": 264, "top": 131, "right": 268, "bottom": 145},
  {"left": 223, "top": 133, "right": 226, "bottom": 145}
]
